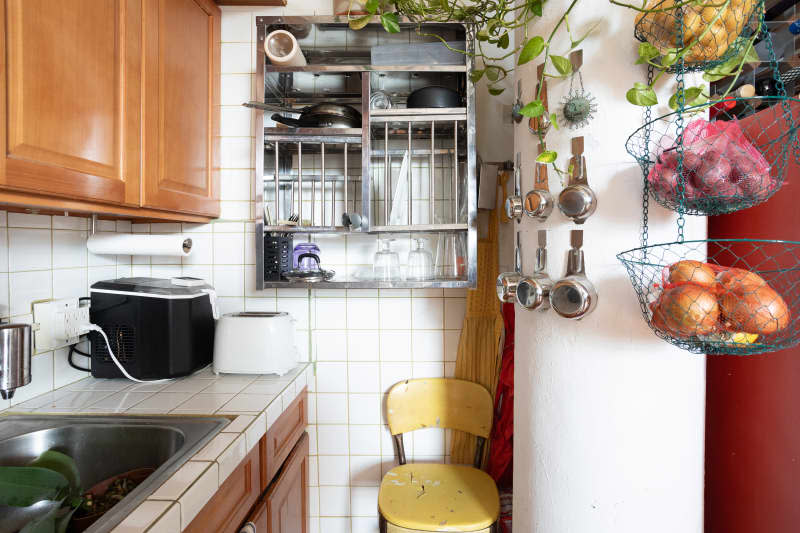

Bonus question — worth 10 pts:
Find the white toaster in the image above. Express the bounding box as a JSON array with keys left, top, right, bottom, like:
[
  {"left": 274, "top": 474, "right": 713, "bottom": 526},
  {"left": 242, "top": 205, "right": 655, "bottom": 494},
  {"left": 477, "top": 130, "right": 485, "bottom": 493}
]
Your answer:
[{"left": 213, "top": 312, "right": 299, "bottom": 375}]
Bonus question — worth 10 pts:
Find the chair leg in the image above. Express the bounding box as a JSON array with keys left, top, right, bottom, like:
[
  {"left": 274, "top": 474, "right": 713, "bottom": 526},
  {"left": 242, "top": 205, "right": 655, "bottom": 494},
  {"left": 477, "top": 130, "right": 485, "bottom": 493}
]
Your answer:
[{"left": 379, "top": 513, "right": 387, "bottom": 533}]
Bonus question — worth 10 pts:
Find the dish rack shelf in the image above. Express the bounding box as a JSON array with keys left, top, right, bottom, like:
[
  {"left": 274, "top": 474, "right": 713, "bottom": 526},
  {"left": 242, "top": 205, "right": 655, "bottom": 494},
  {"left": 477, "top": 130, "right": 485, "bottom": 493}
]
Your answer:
[{"left": 253, "top": 16, "right": 477, "bottom": 290}]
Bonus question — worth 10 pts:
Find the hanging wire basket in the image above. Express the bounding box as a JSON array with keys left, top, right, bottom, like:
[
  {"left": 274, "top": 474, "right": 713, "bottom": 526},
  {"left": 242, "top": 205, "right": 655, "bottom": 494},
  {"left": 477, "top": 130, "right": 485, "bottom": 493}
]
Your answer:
[
  {"left": 618, "top": 239, "right": 800, "bottom": 355},
  {"left": 634, "top": 0, "right": 761, "bottom": 72},
  {"left": 625, "top": 96, "right": 800, "bottom": 216}
]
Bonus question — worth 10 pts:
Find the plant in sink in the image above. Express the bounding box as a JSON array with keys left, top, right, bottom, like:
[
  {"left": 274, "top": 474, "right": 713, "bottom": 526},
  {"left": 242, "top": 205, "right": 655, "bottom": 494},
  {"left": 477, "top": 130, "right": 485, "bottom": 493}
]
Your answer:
[
  {"left": 0, "top": 449, "right": 154, "bottom": 533},
  {"left": 0, "top": 450, "right": 83, "bottom": 533}
]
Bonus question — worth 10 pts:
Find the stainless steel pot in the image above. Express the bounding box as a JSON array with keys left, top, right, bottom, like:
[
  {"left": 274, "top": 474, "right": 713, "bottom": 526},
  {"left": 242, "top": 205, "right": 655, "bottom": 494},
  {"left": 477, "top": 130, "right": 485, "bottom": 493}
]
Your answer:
[
  {"left": 516, "top": 230, "right": 553, "bottom": 311},
  {"left": 504, "top": 153, "right": 524, "bottom": 222},
  {"left": 550, "top": 230, "right": 598, "bottom": 320},
  {"left": 524, "top": 162, "right": 554, "bottom": 222},
  {"left": 558, "top": 137, "right": 596, "bottom": 224},
  {"left": 496, "top": 233, "right": 523, "bottom": 303}
]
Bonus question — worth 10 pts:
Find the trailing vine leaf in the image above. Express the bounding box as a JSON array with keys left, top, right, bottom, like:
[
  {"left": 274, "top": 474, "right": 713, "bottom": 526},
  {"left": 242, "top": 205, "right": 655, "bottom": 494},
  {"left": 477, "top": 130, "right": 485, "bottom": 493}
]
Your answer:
[
  {"left": 365, "top": 0, "right": 380, "bottom": 14},
  {"left": 536, "top": 151, "right": 558, "bottom": 163},
  {"left": 349, "top": 15, "right": 371, "bottom": 31},
  {"left": 550, "top": 113, "right": 560, "bottom": 130},
  {"left": 519, "top": 100, "right": 545, "bottom": 117},
  {"left": 498, "top": 32, "right": 510, "bottom": 49},
  {"left": 668, "top": 86, "right": 707, "bottom": 110},
  {"left": 635, "top": 42, "right": 660, "bottom": 64},
  {"left": 518, "top": 36, "right": 545, "bottom": 65},
  {"left": 528, "top": 0, "right": 543, "bottom": 16},
  {"left": 485, "top": 65, "right": 501, "bottom": 82},
  {"left": 488, "top": 85, "right": 505, "bottom": 95},
  {"left": 550, "top": 55, "right": 572, "bottom": 76},
  {"left": 380, "top": 12, "right": 400, "bottom": 33},
  {"left": 469, "top": 69, "right": 485, "bottom": 83},
  {"left": 626, "top": 82, "right": 658, "bottom": 106},
  {"left": 477, "top": 28, "right": 490, "bottom": 41}
]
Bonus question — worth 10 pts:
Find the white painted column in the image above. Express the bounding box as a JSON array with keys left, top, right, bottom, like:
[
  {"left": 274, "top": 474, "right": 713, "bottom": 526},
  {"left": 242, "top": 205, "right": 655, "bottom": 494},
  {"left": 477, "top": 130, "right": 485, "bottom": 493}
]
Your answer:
[{"left": 511, "top": 4, "right": 706, "bottom": 533}]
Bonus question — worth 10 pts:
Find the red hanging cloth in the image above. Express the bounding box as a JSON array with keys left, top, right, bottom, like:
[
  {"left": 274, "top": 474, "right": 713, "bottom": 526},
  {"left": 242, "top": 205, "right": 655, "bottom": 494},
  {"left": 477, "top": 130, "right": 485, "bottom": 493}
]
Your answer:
[{"left": 488, "top": 301, "right": 514, "bottom": 487}]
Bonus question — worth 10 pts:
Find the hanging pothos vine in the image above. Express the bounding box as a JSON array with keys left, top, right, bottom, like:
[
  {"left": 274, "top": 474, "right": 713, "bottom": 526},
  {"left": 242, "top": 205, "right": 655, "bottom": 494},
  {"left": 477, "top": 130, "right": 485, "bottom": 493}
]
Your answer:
[{"left": 348, "top": 0, "right": 762, "bottom": 171}]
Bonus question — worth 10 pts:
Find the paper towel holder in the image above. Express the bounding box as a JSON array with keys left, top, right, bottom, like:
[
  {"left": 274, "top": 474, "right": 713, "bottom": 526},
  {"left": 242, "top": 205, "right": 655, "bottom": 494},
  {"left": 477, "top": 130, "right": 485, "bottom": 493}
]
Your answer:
[{"left": 88, "top": 213, "right": 193, "bottom": 254}]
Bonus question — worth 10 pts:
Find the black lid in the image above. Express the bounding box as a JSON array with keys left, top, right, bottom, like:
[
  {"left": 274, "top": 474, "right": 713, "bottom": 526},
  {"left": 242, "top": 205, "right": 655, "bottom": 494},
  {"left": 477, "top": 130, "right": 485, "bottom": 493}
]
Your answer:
[{"left": 90, "top": 277, "right": 212, "bottom": 297}]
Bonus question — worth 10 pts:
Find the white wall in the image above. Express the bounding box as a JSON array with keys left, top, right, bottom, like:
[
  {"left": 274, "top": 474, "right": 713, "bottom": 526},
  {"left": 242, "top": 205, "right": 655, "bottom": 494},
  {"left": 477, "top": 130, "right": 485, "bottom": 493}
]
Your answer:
[{"left": 512, "top": 3, "right": 706, "bottom": 533}]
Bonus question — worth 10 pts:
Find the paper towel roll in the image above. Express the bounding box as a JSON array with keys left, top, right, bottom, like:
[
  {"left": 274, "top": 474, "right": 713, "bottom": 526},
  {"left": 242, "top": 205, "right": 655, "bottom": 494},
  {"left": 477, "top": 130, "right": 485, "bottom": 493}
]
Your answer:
[
  {"left": 87, "top": 234, "right": 193, "bottom": 257},
  {"left": 264, "top": 30, "right": 307, "bottom": 67}
]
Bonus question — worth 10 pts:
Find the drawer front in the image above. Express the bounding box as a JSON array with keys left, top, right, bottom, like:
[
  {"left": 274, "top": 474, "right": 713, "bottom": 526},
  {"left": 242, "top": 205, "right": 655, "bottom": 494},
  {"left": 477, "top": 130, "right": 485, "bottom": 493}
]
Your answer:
[
  {"left": 185, "top": 441, "right": 261, "bottom": 533},
  {"left": 266, "top": 432, "right": 309, "bottom": 533},
  {"left": 263, "top": 388, "right": 308, "bottom": 486}
]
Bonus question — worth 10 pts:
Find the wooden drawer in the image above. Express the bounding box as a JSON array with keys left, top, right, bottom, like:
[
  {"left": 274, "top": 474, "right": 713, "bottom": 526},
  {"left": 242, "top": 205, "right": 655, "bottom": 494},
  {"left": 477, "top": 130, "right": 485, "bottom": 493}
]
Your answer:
[
  {"left": 262, "top": 388, "right": 308, "bottom": 488},
  {"left": 185, "top": 441, "right": 261, "bottom": 533}
]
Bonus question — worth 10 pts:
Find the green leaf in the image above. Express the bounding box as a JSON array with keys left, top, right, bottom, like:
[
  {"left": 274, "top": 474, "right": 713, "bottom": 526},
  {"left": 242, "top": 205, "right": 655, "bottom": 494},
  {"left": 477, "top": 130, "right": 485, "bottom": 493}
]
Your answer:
[
  {"left": 488, "top": 85, "right": 505, "bottom": 96},
  {"left": 469, "top": 69, "right": 485, "bottom": 83},
  {"left": 485, "top": 66, "right": 500, "bottom": 82},
  {"left": 626, "top": 82, "right": 658, "bottom": 106},
  {"left": 518, "top": 36, "right": 545, "bottom": 65},
  {"left": 0, "top": 467, "right": 69, "bottom": 507},
  {"left": 549, "top": 113, "right": 560, "bottom": 130},
  {"left": 365, "top": 0, "right": 380, "bottom": 14},
  {"left": 477, "top": 28, "right": 490, "bottom": 41},
  {"left": 742, "top": 41, "right": 760, "bottom": 64},
  {"left": 635, "top": 42, "right": 660, "bottom": 65},
  {"left": 498, "top": 33, "right": 510, "bottom": 49},
  {"left": 29, "top": 451, "right": 80, "bottom": 496},
  {"left": 349, "top": 15, "right": 371, "bottom": 31},
  {"left": 528, "top": 0, "right": 543, "bottom": 16},
  {"left": 668, "top": 86, "right": 706, "bottom": 110},
  {"left": 380, "top": 12, "right": 400, "bottom": 33},
  {"left": 536, "top": 151, "right": 558, "bottom": 163},
  {"left": 519, "top": 100, "right": 545, "bottom": 118},
  {"left": 550, "top": 55, "right": 572, "bottom": 76},
  {"left": 661, "top": 49, "right": 679, "bottom": 68}
]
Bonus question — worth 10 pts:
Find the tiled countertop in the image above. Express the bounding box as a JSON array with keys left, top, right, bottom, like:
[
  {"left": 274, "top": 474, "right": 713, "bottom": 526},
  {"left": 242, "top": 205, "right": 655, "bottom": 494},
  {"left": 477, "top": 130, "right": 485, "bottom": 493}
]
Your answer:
[{"left": 2, "top": 363, "right": 313, "bottom": 532}]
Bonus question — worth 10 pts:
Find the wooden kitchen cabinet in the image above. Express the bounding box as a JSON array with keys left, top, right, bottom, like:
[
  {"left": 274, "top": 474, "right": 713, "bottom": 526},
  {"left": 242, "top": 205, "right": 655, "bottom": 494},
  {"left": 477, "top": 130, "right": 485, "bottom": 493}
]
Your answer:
[
  {"left": 247, "top": 432, "right": 309, "bottom": 533},
  {"left": 0, "top": 0, "right": 220, "bottom": 221},
  {"left": 142, "top": 0, "right": 220, "bottom": 217}
]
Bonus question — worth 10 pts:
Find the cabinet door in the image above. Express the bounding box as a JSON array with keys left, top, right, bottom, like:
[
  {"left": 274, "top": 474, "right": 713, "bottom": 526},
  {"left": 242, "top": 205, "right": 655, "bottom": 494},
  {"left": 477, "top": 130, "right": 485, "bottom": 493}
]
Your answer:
[
  {"left": 0, "top": 0, "right": 141, "bottom": 205},
  {"left": 266, "top": 432, "right": 308, "bottom": 533},
  {"left": 142, "top": 0, "right": 220, "bottom": 217}
]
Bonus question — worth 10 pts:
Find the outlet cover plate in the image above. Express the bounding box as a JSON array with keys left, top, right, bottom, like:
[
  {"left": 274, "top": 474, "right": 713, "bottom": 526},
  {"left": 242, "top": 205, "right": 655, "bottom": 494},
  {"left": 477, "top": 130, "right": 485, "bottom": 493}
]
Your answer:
[{"left": 32, "top": 298, "right": 81, "bottom": 353}]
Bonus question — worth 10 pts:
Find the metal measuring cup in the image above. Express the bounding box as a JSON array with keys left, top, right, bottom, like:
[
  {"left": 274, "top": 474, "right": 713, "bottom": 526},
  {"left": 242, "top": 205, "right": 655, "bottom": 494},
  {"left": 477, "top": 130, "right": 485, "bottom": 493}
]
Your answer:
[
  {"left": 516, "top": 230, "right": 554, "bottom": 311},
  {"left": 550, "top": 230, "right": 598, "bottom": 319}
]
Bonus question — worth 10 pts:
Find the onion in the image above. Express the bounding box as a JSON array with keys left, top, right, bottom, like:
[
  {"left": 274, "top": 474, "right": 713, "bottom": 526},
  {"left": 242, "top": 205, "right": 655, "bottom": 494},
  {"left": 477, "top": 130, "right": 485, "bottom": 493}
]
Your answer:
[
  {"left": 652, "top": 284, "right": 720, "bottom": 338},
  {"left": 720, "top": 285, "right": 790, "bottom": 334},
  {"left": 668, "top": 260, "right": 717, "bottom": 287},
  {"left": 717, "top": 267, "right": 767, "bottom": 294},
  {"left": 693, "top": 157, "right": 732, "bottom": 193}
]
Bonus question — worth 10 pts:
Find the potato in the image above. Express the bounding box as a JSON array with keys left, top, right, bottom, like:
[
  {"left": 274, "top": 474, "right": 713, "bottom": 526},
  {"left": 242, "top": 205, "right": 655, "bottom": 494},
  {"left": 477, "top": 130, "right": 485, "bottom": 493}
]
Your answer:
[{"left": 693, "top": 157, "right": 732, "bottom": 193}]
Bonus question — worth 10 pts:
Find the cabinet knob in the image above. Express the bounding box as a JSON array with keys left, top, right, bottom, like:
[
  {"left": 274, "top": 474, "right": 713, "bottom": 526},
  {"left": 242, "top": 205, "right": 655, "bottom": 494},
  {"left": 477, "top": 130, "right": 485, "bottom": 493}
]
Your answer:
[{"left": 239, "top": 522, "right": 256, "bottom": 533}]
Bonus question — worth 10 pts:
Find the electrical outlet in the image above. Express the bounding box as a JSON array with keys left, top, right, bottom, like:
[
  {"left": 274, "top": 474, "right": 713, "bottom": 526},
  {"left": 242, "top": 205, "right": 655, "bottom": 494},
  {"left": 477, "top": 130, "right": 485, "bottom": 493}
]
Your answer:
[{"left": 32, "top": 298, "right": 86, "bottom": 353}]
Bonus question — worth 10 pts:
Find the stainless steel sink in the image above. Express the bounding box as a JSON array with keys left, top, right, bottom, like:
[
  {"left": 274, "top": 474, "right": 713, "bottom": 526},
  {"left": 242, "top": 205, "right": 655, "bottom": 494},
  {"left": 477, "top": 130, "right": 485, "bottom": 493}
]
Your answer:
[{"left": 0, "top": 414, "right": 229, "bottom": 533}]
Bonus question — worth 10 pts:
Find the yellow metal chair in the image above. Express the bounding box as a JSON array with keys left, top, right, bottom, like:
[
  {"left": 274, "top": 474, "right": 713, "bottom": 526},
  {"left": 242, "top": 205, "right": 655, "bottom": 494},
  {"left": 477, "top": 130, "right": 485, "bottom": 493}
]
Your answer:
[{"left": 379, "top": 378, "right": 500, "bottom": 533}]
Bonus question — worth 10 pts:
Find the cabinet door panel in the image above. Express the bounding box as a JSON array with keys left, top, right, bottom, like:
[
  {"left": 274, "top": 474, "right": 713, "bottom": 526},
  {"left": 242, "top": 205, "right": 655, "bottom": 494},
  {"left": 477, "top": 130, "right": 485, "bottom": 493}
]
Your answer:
[
  {"left": 143, "top": 0, "right": 220, "bottom": 217},
  {"left": 267, "top": 432, "right": 308, "bottom": 533},
  {"left": 0, "top": 0, "right": 141, "bottom": 204}
]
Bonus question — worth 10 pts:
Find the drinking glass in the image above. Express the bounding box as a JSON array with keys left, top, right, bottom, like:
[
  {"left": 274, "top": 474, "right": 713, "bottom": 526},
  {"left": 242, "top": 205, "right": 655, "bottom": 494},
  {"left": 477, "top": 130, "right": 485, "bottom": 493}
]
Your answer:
[
  {"left": 373, "top": 239, "right": 400, "bottom": 281},
  {"left": 435, "top": 233, "right": 466, "bottom": 279},
  {"left": 407, "top": 238, "right": 434, "bottom": 281}
]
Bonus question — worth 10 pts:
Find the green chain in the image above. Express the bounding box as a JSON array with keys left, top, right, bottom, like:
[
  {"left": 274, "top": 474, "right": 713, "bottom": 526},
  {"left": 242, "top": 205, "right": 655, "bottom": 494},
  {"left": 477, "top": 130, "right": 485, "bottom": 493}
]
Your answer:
[
  {"left": 640, "top": 64, "right": 655, "bottom": 256},
  {"left": 674, "top": 6, "right": 687, "bottom": 243}
]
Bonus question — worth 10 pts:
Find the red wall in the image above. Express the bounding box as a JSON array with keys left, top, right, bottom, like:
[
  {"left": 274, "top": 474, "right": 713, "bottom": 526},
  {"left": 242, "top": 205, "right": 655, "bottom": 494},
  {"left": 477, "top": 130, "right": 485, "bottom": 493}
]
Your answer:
[{"left": 705, "top": 103, "right": 800, "bottom": 533}]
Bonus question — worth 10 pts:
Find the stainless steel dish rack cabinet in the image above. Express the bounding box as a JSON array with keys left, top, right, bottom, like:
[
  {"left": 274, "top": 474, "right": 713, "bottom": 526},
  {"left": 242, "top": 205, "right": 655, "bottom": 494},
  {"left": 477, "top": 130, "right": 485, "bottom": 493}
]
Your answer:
[{"left": 253, "top": 16, "right": 477, "bottom": 289}]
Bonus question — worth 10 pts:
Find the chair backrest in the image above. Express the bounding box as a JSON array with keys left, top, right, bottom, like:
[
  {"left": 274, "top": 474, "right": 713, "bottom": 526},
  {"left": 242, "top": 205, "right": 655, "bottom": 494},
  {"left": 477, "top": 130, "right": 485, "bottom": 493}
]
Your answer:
[{"left": 385, "top": 378, "right": 493, "bottom": 438}]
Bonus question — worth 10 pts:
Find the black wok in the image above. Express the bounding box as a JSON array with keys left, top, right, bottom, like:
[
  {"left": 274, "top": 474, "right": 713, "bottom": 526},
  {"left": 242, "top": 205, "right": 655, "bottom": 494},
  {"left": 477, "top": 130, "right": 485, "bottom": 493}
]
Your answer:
[{"left": 271, "top": 103, "right": 362, "bottom": 128}]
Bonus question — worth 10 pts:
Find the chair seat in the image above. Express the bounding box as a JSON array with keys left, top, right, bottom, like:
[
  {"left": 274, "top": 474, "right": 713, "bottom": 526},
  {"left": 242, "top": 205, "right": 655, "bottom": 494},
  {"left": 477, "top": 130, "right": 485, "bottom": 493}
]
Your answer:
[{"left": 379, "top": 463, "right": 500, "bottom": 532}]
